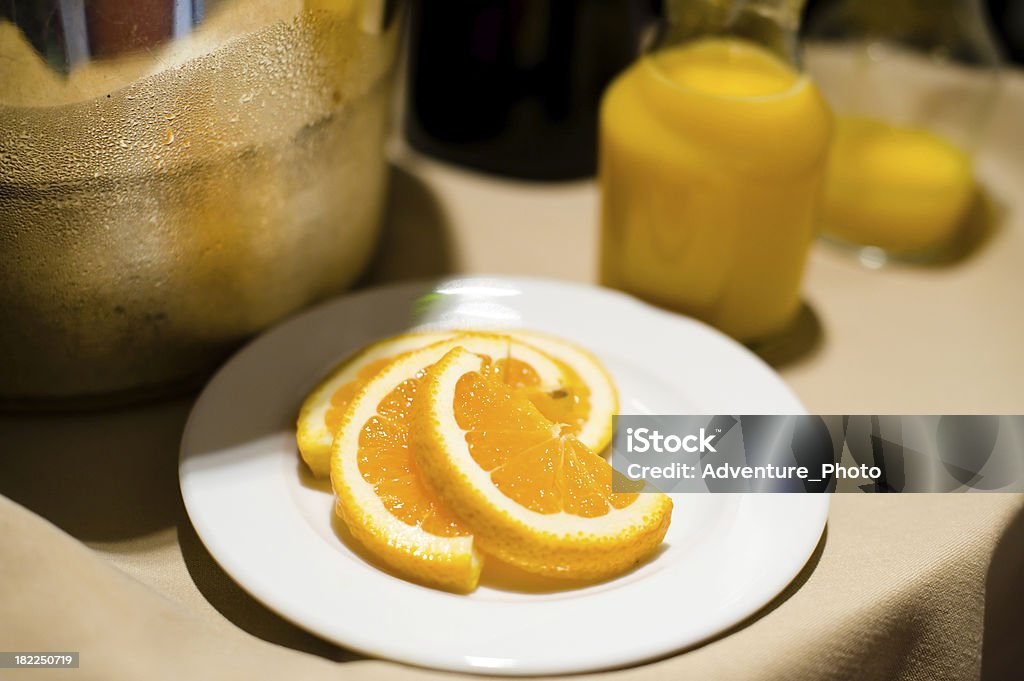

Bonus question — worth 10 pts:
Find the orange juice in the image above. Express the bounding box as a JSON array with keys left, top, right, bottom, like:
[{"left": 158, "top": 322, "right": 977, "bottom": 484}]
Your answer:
[
  {"left": 822, "top": 117, "right": 974, "bottom": 254},
  {"left": 599, "top": 38, "right": 832, "bottom": 342}
]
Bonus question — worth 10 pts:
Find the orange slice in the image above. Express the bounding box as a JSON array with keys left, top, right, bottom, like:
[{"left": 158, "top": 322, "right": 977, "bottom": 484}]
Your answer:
[
  {"left": 297, "top": 331, "right": 456, "bottom": 478},
  {"left": 512, "top": 330, "right": 617, "bottom": 452},
  {"left": 330, "top": 334, "right": 570, "bottom": 592},
  {"left": 414, "top": 347, "right": 672, "bottom": 580}
]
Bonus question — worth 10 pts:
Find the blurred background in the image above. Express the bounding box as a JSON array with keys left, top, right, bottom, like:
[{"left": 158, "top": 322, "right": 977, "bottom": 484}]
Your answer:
[
  {"left": 809, "top": 0, "right": 1022, "bottom": 62},
  {"left": 1, "top": 0, "right": 1021, "bottom": 404},
  {"left": 405, "top": 0, "right": 1021, "bottom": 182}
]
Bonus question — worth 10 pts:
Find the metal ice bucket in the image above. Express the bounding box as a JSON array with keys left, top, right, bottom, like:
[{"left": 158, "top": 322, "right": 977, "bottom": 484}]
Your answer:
[{"left": 0, "top": 0, "right": 400, "bottom": 405}]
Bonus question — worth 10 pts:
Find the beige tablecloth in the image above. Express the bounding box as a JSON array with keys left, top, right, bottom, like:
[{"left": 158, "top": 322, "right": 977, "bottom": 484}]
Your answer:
[{"left": 2, "top": 68, "right": 1024, "bottom": 681}]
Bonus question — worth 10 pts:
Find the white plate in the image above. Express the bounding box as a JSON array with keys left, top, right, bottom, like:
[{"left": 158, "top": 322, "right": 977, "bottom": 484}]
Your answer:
[{"left": 180, "top": 276, "right": 828, "bottom": 676}]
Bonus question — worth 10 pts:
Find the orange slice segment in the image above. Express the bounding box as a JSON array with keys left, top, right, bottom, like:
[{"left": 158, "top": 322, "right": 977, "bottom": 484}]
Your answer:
[{"left": 414, "top": 347, "right": 672, "bottom": 580}]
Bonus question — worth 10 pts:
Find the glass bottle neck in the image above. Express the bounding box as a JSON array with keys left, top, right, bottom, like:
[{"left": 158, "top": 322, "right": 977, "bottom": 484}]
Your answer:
[{"left": 659, "top": 0, "right": 807, "bottom": 67}]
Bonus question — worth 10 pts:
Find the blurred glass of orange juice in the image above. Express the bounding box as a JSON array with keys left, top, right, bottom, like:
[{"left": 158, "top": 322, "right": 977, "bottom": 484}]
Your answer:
[
  {"left": 599, "top": 36, "right": 832, "bottom": 342},
  {"left": 822, "top": 117, "right": 975, "bottom": 256}
]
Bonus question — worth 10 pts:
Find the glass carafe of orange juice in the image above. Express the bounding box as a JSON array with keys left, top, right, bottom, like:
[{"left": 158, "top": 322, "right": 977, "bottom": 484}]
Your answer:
[{"left": 599, "top": 0, "right": 831, "bottom": 342}]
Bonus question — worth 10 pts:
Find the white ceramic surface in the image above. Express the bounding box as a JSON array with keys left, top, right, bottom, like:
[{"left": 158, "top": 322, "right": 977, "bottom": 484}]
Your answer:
[{"left": 180, "top": 276, "right": 829, "bottom": 675}]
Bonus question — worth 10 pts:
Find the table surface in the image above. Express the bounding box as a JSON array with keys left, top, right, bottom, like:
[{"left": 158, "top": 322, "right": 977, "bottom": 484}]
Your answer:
[{"left": 1, "top": 67, "right": 1023, "bottom": 681}]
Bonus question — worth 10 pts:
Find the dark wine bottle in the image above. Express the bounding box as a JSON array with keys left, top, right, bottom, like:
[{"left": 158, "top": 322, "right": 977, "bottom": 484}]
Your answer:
[{"left": 404, "top": 0, "right": 658, "bottom": 181}]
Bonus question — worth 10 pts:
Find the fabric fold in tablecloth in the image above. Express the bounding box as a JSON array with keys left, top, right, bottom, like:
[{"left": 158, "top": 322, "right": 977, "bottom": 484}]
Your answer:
[{"left": 2, "top": 493, "right": 1021, "bottom": 681}]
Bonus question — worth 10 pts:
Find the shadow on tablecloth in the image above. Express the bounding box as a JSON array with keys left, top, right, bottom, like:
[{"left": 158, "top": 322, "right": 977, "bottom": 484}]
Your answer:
[{"left": 981, "top": 503, "right": 1024, "bottom": 680}]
